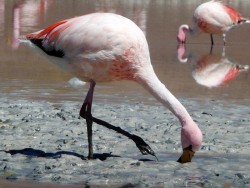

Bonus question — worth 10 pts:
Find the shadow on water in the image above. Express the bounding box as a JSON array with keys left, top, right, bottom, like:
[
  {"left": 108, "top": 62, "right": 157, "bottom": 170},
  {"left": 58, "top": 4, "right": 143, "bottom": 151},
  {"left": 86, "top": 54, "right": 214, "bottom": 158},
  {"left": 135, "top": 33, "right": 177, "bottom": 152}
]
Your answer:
[{"left": 0, "top": 148, "right": 120, "bottom": 161}]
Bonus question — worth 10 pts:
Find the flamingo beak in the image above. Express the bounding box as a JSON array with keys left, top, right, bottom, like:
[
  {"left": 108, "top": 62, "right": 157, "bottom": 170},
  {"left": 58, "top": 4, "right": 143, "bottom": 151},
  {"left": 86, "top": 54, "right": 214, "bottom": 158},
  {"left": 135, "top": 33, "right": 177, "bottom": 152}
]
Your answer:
[
  {"left": 189, "top": 28, "right": 195, "bottom": 36},
  {"left": 177, "top": 145, "right": 195, "bottom": 163},
  {"left": 241, "top": 19, "right": 250, "bottom": 24}
]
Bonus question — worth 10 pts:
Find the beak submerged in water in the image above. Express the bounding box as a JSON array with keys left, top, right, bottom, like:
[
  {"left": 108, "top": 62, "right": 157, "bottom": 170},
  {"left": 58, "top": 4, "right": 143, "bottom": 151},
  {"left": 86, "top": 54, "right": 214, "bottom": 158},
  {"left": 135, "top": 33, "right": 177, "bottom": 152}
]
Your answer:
[{"left": 177, "top": 145, "right": 195, "bottom": 163}]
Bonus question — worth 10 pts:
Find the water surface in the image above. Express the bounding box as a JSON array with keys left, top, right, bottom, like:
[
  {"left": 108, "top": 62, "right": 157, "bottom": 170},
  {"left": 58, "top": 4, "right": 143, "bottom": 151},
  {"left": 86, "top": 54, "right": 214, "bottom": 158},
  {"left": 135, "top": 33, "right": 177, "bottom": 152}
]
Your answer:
[{"left": 0, "top": 0, "right": 249, "bottom": 105}]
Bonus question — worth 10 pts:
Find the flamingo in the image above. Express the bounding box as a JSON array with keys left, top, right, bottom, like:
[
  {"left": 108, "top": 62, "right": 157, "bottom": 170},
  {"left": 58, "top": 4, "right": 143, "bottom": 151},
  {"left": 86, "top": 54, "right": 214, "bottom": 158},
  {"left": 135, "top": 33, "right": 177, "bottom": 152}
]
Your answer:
[
  {"left": 177, "top": 0, "right": 250, "bottom": 45},
  {"left": 21, "top": 13, "right": 202, "bottom": 163}
]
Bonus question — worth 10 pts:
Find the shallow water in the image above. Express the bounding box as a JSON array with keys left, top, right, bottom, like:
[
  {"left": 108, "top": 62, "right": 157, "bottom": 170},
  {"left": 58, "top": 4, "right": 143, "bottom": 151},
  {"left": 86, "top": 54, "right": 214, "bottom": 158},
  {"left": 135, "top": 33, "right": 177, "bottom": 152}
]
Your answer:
[
  {"left": 0, "top": 0, "right": 250, "bottom": 187},
  {"left": 0, "top": 0, "right": 249, "bottom": 105}
]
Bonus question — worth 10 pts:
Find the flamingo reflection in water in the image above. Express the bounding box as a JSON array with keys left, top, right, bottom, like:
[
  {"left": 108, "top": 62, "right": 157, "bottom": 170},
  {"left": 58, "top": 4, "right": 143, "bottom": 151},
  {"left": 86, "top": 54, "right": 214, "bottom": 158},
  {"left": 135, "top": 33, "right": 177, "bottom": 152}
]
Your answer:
[
  {"left": 20, "top": 13, "right": 203, "bottom": 163},
  {"left": 11, "top": 0, "right": 53, "bottom": 49},
  {"left": 177, "top": 44, "right": 249, "bottom": 88}
]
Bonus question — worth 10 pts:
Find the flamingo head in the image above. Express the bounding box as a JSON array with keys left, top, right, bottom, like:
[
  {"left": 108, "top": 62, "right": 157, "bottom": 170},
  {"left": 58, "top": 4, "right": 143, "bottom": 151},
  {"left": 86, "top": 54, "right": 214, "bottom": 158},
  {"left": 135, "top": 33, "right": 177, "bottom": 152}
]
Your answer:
[
  {"left": 238, "top": 18, "right": 250, "bottom": 24},
  {"left": 177, "top": 24, "right": 191, "bottom": 44},
  {"left": 177, "top": 120, "right": 202, "bottom": 163}
]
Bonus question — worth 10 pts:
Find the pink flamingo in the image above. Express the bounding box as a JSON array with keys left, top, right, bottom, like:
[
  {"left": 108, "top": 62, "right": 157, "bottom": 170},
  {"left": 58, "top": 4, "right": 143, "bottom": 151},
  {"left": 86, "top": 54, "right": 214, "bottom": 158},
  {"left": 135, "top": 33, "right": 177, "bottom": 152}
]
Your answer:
[
  {"left": 22, "top": 13, "right": 202, "bottom": 163},
  {"left": 177, "top": 0, "right": 250, "bottom": 45}
]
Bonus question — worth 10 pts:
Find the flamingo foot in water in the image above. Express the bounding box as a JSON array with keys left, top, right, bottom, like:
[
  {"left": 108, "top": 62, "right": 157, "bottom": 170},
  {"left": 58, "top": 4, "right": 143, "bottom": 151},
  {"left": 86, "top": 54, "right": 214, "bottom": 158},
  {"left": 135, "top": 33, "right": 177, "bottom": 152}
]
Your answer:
[
  {"left": 80, "top": 103, "right": 157, "bottom": 160},
  {"left": 80, "top": 102, "right": 94, "bottom": 159},
  {"left": 177, "top": 145, "right": 195, "bottom": 163}
]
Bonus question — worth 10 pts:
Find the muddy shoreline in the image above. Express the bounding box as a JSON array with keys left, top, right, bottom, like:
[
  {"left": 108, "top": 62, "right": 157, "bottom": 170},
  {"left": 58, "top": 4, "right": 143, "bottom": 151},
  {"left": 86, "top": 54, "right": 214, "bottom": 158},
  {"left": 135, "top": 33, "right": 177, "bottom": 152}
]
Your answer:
[{"left": 0, "top": 97, "right": 249, "bottom": 187}]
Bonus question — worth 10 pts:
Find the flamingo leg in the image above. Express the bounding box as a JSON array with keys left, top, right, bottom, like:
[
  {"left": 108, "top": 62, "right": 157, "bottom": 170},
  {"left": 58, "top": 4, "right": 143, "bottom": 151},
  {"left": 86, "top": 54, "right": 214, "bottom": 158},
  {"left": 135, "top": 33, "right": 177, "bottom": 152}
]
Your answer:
[
  {"left": 79, "top": 81, "right": 157, "bottom": 160},
  {"left": 91, "top": 116, "right": 157, "bottom": 160},
  {"left": 80, "top": 80, "right": 96, "bottom": 159},
  {"left": 210, "top": 34, "right": 214, "bottom": 46},
  {"left": 222, "top": 33, "right": 226, "bottom": 46}
]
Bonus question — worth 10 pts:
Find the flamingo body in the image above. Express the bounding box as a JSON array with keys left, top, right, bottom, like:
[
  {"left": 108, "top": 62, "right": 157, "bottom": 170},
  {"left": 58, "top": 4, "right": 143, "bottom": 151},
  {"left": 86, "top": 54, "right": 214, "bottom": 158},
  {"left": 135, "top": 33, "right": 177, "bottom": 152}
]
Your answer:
[
  {"left": 26, "top": 13, "right": 148, "bottom": 83},
  {"left": 23, "top": 13, "right": 202, "bottom": 162},
  {"left": 177, "top": 0, "right": 250, "bottom": 44},
  {"left": 194, "top": 1, "right": 241, "bottom": 34}
]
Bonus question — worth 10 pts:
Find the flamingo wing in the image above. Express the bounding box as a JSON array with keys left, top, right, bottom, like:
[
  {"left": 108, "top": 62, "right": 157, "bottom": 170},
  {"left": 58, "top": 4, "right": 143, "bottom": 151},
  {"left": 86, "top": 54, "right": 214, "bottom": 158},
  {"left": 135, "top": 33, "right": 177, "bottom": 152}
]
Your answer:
[
  {"left": 25, "top": 13, "right": 140, "bottom": 62},
  {"left": 224, "top": 5, "right": 243, "bottom": 23},
  {"left": 26, "top": 19, "right": 71, "bottom": 57},
  {"left": 24, "top": 13, "right": 150, "bottom": 82}
]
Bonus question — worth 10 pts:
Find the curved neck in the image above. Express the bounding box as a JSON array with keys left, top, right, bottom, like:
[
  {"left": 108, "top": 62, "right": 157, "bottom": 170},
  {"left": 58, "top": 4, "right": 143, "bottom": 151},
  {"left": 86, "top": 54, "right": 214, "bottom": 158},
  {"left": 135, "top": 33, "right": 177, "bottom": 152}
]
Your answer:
[
  {"left": 179, "top": 25, "right": 189, "bottom": 34},
  {"left": 137, "top": 68, "right": 193, "bottom": 126},
  {"left": 177, "top": 24, "right": 191, "bottom": 43}
]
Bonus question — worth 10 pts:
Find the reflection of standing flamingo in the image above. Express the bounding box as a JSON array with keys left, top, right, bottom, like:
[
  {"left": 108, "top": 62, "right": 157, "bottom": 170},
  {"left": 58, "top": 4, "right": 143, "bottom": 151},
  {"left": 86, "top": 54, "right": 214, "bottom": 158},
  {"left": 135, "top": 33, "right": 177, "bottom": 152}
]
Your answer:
[
  {"left": 0, "top": 0, "right": 4, "bottom": 34},
  {"left": 193, "top": 52, "right": 249, "bottom": 88},
  {"left": 94, "top": 0, "right": 149, "bottom": 34},
  {"left": 177, "top": 44, "right": 189, "bottom": 63},
  {"left": 177, "top": 45, "right": 249, "bottom": 88},
  {"left": 22, "top": 13, "right": 202, "bottom": 163},
  {"left": 177, "top": 0, "right": 250, "bottom": 45},
  {"left": 11, "top": 0, "right": 52, "bottom": 49}
]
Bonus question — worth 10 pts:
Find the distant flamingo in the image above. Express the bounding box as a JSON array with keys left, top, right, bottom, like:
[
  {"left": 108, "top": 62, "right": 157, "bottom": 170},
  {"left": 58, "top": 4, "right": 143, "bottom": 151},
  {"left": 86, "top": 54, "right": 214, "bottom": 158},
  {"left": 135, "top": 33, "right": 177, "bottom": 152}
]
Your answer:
[
  {"left": 177, "top": 0, "right": 250, "bottom": 45},
  {"left": 22, "top": 13, "right": 202, "bottom": 163}
]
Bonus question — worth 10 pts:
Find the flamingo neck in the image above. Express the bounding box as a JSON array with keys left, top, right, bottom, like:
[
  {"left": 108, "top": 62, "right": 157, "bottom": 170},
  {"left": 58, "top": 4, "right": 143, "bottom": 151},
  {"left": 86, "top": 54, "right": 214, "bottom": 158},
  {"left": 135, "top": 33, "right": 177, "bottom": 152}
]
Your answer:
[
  {"left": 177, "top": 24, "right": 190, "bottom": 43},
  {"left": 137, "top": 68, "right": 193, "bottom": 126}
]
